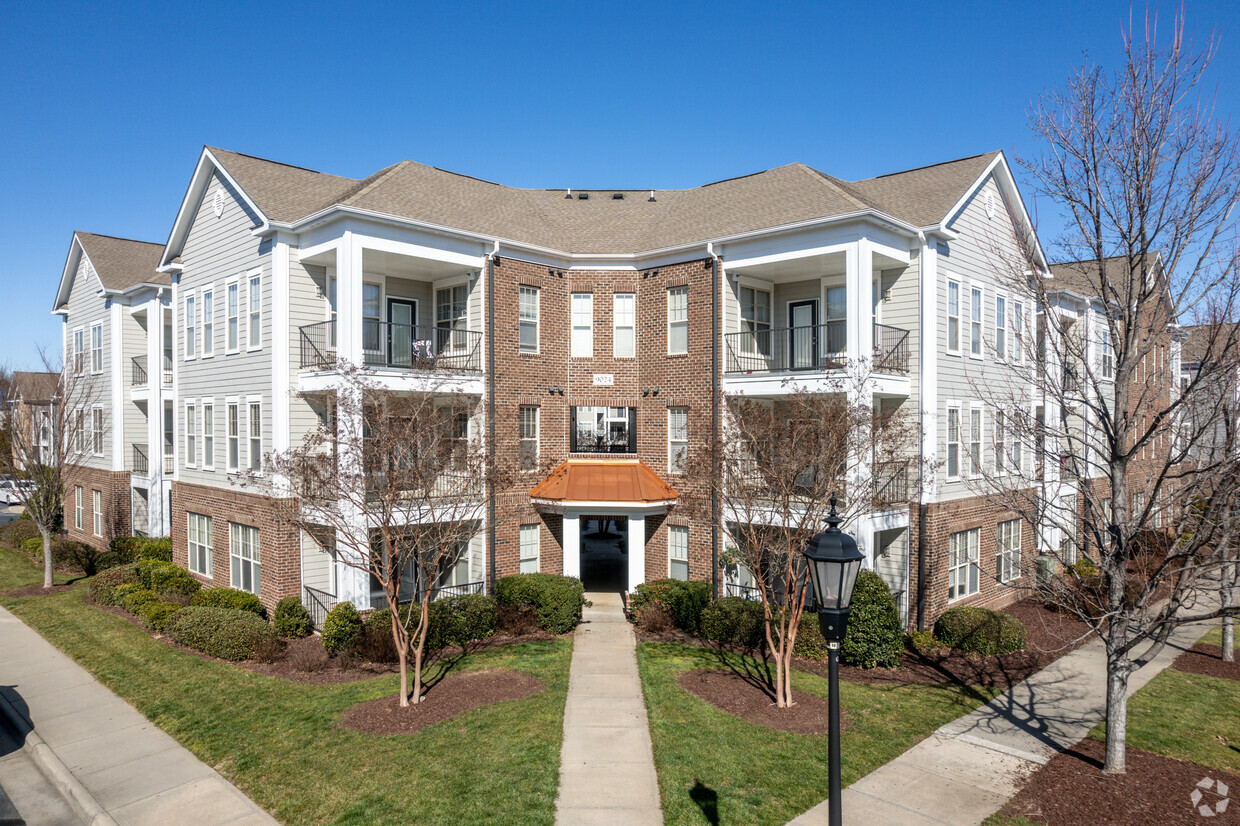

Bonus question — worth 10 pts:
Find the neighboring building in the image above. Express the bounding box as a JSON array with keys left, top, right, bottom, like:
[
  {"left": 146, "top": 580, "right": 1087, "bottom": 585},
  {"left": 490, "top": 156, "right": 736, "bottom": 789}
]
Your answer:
[
  {"left": 53, "top": 232, "right": 173, "bottom": 546},
  {"left": 1178, "top": 322, "right": 1240, "bottom": 464},
  {"left": 56, "top": 146, "right": 1065, "bottom": 627},
  {"left": 8, "top": 371, "right": 60, "bottom": 469}
]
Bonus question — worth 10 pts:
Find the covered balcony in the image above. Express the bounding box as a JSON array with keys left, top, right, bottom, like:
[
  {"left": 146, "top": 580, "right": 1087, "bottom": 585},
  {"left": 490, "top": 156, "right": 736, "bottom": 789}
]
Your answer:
[
  {"left": 300, "top": 319, "right": 481, "bottom": 373},
  {"left": 725, "top": 321, "right": 909, "bottom": 375}
]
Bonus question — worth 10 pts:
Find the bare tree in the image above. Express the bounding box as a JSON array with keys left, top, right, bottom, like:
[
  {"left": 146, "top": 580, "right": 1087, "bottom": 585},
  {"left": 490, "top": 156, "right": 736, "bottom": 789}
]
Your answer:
[
  {"left": 974, "top": 12, "right": 1240, "bottom": 774},
  {"left": 270, "top": 365, "right": 514, "bottom": 707},
  {"left": 0, "top": 347, "right": 106, "bottom": 588},
  {"left": 687, "top": 373, "right": 920, "bottom": 708}
]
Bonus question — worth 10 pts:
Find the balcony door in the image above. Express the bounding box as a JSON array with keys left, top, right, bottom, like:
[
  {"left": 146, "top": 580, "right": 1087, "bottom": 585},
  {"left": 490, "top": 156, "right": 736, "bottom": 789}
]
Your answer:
[
  {"left": 788, "top": 300, "right": 818, "bottom": 370},
  {"left": 386, "top": 298, "right": 417, "bottom": 367}
]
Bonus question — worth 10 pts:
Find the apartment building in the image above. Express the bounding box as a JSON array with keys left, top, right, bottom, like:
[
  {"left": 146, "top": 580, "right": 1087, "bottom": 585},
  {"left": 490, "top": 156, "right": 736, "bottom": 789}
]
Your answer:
[
  {"left": 56, "top": 145, "right": 1069, "bottom": 628},
  {"left": 7, "top": 372, "right": 59, "bottom": 470}
]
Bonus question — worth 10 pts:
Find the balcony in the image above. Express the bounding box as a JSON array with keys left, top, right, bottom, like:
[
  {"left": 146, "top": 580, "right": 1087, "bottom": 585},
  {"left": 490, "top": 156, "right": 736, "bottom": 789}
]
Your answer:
[
  {"left": 300, "top": 320, "right": 482, "bottom": 373},
  {"left": 724, "top": 323, "right": 909, "bottom": 376},
  {"left": 163, "top": 452, "right": 174, "bottom": 475},
  {"left": 873, "top": 459, "right": 911, "bottom": 506},
  {"left": 131, "top": 443, "right": 149, "bottom": 475},
  {"left": 132, "top": 356, "right": 148, "bottom": 386}
]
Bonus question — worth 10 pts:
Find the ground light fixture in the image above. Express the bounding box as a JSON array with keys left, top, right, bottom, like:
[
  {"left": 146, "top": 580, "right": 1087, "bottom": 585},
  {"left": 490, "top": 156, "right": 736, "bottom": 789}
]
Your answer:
[{"left": 802, "top": 495, "right": 864, "bottom": 826}]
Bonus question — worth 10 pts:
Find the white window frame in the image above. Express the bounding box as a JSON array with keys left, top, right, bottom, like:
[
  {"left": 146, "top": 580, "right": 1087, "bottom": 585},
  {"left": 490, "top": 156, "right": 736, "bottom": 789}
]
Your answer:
[
  {"left": 92, "top": 489, "right": 103, "bottom": 537},
  {"left": 229, "top": 522, "right": 261, "bottom": 595},
  {"left": 73, "top": 327, "right": 85, "bottom": 374},
  {"left": 91, "top": 406, "right": 104, "bottom": 457},
  {"left": 668, "top": 407, "right": 689, "bottom": 473},
  {"left": 948, "top": 527, "right": 980, "bottom": 600},
  {"left": 995, "top": 408, "right": 1007, "bottom": 475},
  {"left": 185, "top": 401, "right": 197, "bottom": 468},
  {"left": 185, "top": 291, "right": 197, "bottom": 359},
  {"left": 946, "top": 403, "right": 961, "bottom": 480},
  {"left": 739, "top": 284, "right": 772, "bottom": 356},
  {"left": 669, "top": 524, "right": 689, "bottom": 580},
  {"left": 668, "top": 285, "right": 689, "bottom": 354},
  {"left": 968, "top": 404, "right": 982, "bottom": 477},
  {"left": 997, "top": 519, "right": 1021, "bottom": 583},
  {"left": 201, "top": 285, "right": 214, "bottom": 357},
  {"left": 74, "top": 486, "right": 83, "bottom": 531},
  {"left": 519, "top": 405, "right": 539, "bottom": 471},
  {"left": 90, "top": 323, "right": 103, "bottom": 374},
  {"left": 188, "top": 512, "right": 213, "bottom": 577},
  {"left": 202, "top": 400, "right": 215, "bottom": 471},
  {"left": 571, "top": 293, "right": 593, "bottom": 357},
  {"left": 946, "top": 279, "right": 961, "bottom": 354},
  {"left": 519, "top": 523, "right": 540, "bottom": 574},
  {"left": 519, "top": 285, "right": 540, "bottom": 354},
  {"left": 969, "top": 284, "right": 983, "bottom": 359},
  {"left": 226, "top": 398, "right": 240, "bottom": 473},
  {"left": 1100, "top": 327, "right": 1114, "bottom": 380},
  {"left": 994, "top": 293, "right": 1007, "bottom": 361},
  {"left": 246, "top": 396, "right": 262, "bottom": 474},
  {"left": 1012, "top": 300, "right": 1024, "bottom": 363},
  {"left": 613, "top": 293, "right": 635, "bottom": 358},
  {"left": 247, "top": 269, "right": 262, "bottom": 351},
  {"left": 225, "top": 277, "right": 240, "bottom": 353},
  {"left": 74, "top": 407, "right": 84, "bottom": 457}
]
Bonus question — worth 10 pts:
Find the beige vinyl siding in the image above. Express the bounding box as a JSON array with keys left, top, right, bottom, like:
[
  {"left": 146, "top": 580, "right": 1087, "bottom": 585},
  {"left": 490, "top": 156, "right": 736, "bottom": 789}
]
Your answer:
[
  {"left": 177, "top": 171, "right": 272, "bottom": 489},
  {"left": 63, "top": 255, "right": 112, "bottom": 471},
  {"left": 382, "top": 275, "right": 434, "bottom": 327},
  {"left": 774, "top": 278, "right": 819, "bottom": 326},
  {"left": 120, "top": 309, "right": 147, "bottom": 461},
  {"left": 288, "top": 251, "right": 323, "bottom": 447},
  {"left": 881, "top": 256, "right": 920, "bottom": 415},
  {"left": 300, "top": 529, "right": 333, "bottom": 593},
  {"left": 874, "top": 528, "right": 910, "bottom": 625}
]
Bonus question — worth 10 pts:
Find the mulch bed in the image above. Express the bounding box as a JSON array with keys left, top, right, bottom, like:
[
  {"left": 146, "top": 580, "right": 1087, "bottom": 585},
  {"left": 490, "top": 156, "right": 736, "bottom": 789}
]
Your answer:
[
  {"left": 338, "top": 669, "right": 546, "bottom": 736},
  {"left": 1172, "top": 642, "right": 1240, "bottom": 682},
  {"left": 999, "top": 737, "right": 1240, "bottom": 825},
  {"left": 4, "top": 582, "right": 83, "bottom": 598},
  {"left": 677, "top": 668, "right": 840, "bottom": 735}
]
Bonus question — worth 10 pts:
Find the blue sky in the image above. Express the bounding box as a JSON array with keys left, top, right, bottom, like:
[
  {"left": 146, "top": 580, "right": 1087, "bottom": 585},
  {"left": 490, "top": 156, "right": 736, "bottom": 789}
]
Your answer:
[{"left": 2, "top": 1, "right": 1237, "bottom": 369}]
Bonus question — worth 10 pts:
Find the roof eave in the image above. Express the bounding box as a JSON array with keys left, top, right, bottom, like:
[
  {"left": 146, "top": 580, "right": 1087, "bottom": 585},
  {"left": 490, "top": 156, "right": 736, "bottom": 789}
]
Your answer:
[{"left": 160, "top": 147, "right": 271, "bottom": 270}]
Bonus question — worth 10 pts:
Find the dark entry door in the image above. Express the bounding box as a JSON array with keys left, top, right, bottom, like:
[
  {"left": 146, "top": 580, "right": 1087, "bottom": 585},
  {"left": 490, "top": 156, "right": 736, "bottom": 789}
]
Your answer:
[
  {"left": 788, "top": 300, "right": 818, "bottom": 370},
  {"left": 387, "top": 298, "right": 417, "bottom": 367}
]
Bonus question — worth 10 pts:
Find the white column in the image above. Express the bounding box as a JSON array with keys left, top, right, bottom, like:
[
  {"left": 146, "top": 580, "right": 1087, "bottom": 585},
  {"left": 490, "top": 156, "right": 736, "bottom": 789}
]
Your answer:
[
  {"left": 335, "top": 233, "right": 362, "bottom": 368},
  {"left": 846, "top": 240, "right": 874, "bottom": 368},
  {"left": 109, "top": 302, "right": 125, "bottom": 473},
  {"left": 148, "top": 295, "right": 166, "bottom": 535},
  {"left": 627, "top": 513, "right": 645, "bottom": 593},
  {"left": 563, "top": 513, "right": 581, "bottom": 579},
  {"left": 271, "top": 233, "right": 291, "bottom": 494},
  {"left": 920, "top": 238, "right": 940, "bottom": 502}
]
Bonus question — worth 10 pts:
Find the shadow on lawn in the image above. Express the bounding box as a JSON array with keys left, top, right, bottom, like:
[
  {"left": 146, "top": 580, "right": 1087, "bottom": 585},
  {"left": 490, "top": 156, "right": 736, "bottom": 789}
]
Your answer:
[{"left": 689, "top": 779, "right": 719, "bottom": 825}]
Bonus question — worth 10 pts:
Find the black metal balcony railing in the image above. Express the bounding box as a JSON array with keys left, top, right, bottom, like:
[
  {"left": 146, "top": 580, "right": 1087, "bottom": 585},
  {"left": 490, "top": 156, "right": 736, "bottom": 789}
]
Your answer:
[
  {"left": 303, "top": 585, "right": 337, "bottom": 629},
  {"left": 300, "top": 319, "right": 483, "bottom": 373},
  {"left": 131, "top": 443, "right": 149, "bottom": 475},
  {"left": 722, "top": 582, "right": 762, "bottom": 600},
  {"left": 1063, "top": 363, "right": 1081, "bottom": 392},
  {"left": 724, "top": 322, "right": 910, "bottom": 375},
  {"left": 873, "top": 459, "right": 910, "bottom": 505},
  {"left": 430, "top": 580, "right": 485, "bottom": 600},
  {"left": 131, "top": 356, "right": 148, "bottom": 386}
]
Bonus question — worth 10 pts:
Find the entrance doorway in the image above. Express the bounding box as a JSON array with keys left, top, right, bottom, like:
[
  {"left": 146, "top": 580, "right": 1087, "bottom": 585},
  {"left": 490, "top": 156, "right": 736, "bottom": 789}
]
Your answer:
[{"left": 579, "top": 516, "right": 627, "bottom": 591}]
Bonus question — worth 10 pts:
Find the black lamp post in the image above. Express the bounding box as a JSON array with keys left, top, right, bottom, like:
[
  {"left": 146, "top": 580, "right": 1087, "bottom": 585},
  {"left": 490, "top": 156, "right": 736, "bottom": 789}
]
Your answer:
[{"left": 802, "top": 496, "right": 864, "bottom": 826}]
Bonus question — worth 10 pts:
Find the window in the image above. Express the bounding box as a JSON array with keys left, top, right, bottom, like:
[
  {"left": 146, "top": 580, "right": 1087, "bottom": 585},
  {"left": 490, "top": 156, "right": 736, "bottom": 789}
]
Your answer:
[
  {"left": 229, "top": 522, "right": 260, "bottom": 594},
  {"left": 948, "top": 527, "right": 979, "bottom": 600},
  {"left": 1059, "top": 495, "right": 1078, "bottom": 564},
  {"left": 73, "top": 328, "right": 84, "bottom": 374},
  {"left": 997, "top": 519, "right": 1021, "bottom": 583},
  {"left": 946, "top": 405, "right": 961, "bottom": 478},
  {"left": 613, "top": 293, "right": 635, "bottom": 358},
  {"left": 668, "top": 286, "right": 689, "bottom": 354},
  {"left": 92, "top": 490, "right": 102, "bottom": 537},
  {"left": 362, "top": 283, "right": 381, "bottom": 352},
  {"left": 970, "top": 286, "right": 983, "bottom": 357},
  {"left": 248, "top": 272, "right": 261, "bottom": 349},
  {"left": 437, "top": 284, "right": 468, "bottom": 350},
  {"left": 519, "top": 406, "right": 539, "bottom": 470},
  {"left": 247, "top": 399, "right": 262, "bottom": 473},
  {"left": 185, "top": 293, "right": 197, "bottom": 358},
  {"left": 91, "top": 323, "right": 103, "bottom": 373},
  {"left": 74, "top": 486, "right": 82, "bottom": 531},
  {"left": 202, "top": 287, "right": 214, "bottom": 356},
  {"left": 995, "top": 295, "right": 1006, "bottom": 360},
  {"left": 995, "top": 409, "right": 1007, "bottom": 474},
  {"left": 740, "top": 286, "right": 771, "bottom": 354},
  {"left": 1012, "top": 301, "right": 1024, "bottom": 362},
  {"left": 571, "top": 293, "right": 593, "bottom": 357},
  {"left": 1011, "top": 419, "right": 1023, "bottom": 474},
  {"left": 188, "top": 513, "right": 213, "bottom": 576},
  {"left": 1100, "top": 328, "right": 1114, "bottom": 379},
  {"left": 92, "top": 407, "right": 104, "bottom": 456},
  {"left": 519, "top": 286, "right": 539, "bottom": 353},
  {"left": 969, "top": 406, "right": 982, "bottom": 475},
  {"left": 186, "top": 403, "right": 197, "bottom": 467},
  {"left": 947, "top": 280, "right": 960, "bottom": 352},
  {"left": 669, "top": 525, "right": 689, "bottom": 580},
  {"left": 202, "top": 401, "right": 214, "bottom": 470},
  {"left": 825, "top": 285, "right": 848, "bottom": 355},
  {"left": 519, "top": 524, "right": 540, "bottom": 574},
  {"left": 668, "top": 407, "right": 689, "bottom": 473},
  {"left": 572, "top": 406, "right": 634, "bottom": 453},
  {"left": 227, "top": 401, "right": 239, "bottom": 471},
  {"left": 226, "top": 279, "right": 240, "bottom": 351},
  {"left": 74, "top": 408, "right": 84, "bottom": 456}
]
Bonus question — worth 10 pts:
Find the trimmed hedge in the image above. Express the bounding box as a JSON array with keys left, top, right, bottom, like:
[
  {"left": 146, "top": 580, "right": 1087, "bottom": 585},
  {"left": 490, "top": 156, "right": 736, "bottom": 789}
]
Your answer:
[
  {"left": 495, "top": 574, "right": 587, "bottom": 634},
  {"left": 119, "top": 586, "right": 158, "bottom": 615},
  {"left": 136, "top": 600, "right": 183, "bottom": 632},
  {"left": 20, "top": 537, "right": 43, "bottom": 560},
  {"left": 274, "top": 596, "right": 313, "bottom": 638},
  {"left": 366, "top": 594, "right": 498, "bottom": 656},
  {"left": 2, "top": 519, "right": 41, "bottom": 548},
  {"left": 701, "top": 597, "right": 766, "bottom": 648},
  {"left": 164, "top": 606, "right": 277, "bottom": 661},
  {"left": 89, "top": 564, "right": 140, "bottom": 605},
  {"left": 629, "top": 579, "right": 712, "bottom": 634},
  {"left": 934, "top": 606, "right": 1027, "bottom": 655},
  {"left": 136, "top": 560, "right": 201, "bottom": 598},
  {"left": 322, "top": 601, "right": 363, "bottom": 656},
  {"left": 191, "top": 587, "right": 264, "bottom": 616},
  {"left": 840, "top": 570, "right": 903, "bottom": 668},
  {"left": 110, "top": 536, "right": 173, "bottom": 563}
]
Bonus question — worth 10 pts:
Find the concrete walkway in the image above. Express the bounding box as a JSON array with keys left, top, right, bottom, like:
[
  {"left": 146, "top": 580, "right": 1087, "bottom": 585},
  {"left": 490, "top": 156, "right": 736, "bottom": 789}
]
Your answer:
[
  {"left": 555, "top": 591, "right": 663, "bottom": 826},
  {"left": 0, "top": 605, "right": 277, "bottom": 826},
  {"left": 788, "top": 617, "right": 1219, "bottom": 826}
]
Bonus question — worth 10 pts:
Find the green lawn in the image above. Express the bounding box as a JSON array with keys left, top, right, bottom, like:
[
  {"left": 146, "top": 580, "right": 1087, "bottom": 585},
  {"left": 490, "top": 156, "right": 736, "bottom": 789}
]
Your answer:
[
  {"left": 638, "top": 642, "right": 999, "bottom": 826},
  {"left": 1, "top": 546, "right": 570, "bottom": 825}
]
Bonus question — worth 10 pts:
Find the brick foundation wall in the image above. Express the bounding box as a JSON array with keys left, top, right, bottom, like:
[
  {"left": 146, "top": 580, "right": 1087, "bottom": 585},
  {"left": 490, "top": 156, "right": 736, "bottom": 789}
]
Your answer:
[{"left": 62, "top": 464, "right": 131, "bottom": 551}]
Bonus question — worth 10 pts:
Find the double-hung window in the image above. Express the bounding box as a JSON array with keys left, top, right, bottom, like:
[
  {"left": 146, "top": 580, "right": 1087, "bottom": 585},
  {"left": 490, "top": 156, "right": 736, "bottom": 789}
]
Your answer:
[
  {"left": 519, "top": 524, "right": 540, "bottom": 574},
  {"left": 995, "top": 295, "right": 1006, "bottom": 360},
  {"left": 948, "top": 527, "right": 979, "bottom": 600},
  {"left": 995, "top": 409, "right": 1007, "bottom": 474},
  {"left": 997, "top": 519, "right": 1021, "bottom": 582},
  {"left": 519, "top": 286, "right": 539, "bottom": 353},
  {"left": 740, "top": 286, "right": 771, "bottom": 355},
  {"left": 188, "top": 513, "right": 213, "bottom": 577},
  {"left": 362, "top": 284, "right": 381, "bottom": 353},
  {"left": 92, "top": 490, "right": 103, "bottom": 537},
  {"left": 667, "top": 286, "right": 688, "bottom": 354},
  {"left": 73, "top": 329, "right": 84, "bottom": 374},
  {"left": 185, "top": 293, "right": 197, "bottom": 358},
  {"left": 229, "top": 522, "right": 260, "bottom": 594},
  {"left": 437, "top": 284, "right": 468, "bottom": 351},
  {"left": 946, "top": 280, "right": 961, "bottom": 352},
  {"left": 186, "top": 403, "right": 197, "bottom": 467},
  {"left": 668, "top": 407, "right": 689, "bottom": 473},
  {"left": 571, "top": 293, "right": 593, "bottom": 357},
  {"left": 970, "top": 286, "right": 983, "bottom": 357},
  {"left": 1012, "top": 301, "right": 1024, "bottom": 362},
  {"left": 248, "top": 272, "right": 261, "bottom": 349},
  {"left": 518, "top": 406, "right": 538, "bottom": 470},
  {"left": 669, "top": 525, "right": 689, "bottom": 580},
  {"left": 226, "top": 279, "right": 240, "bottom": 351},
  {"left": 91, "top": 323, "right": 103, "bottom": 373},
  {"left": 91, "top": 407, "right": 104, "bottom": 456},
  {"left": 74, "top": 486, "right": 83, "bottom": 531},
  {"left": 74, "top": 408, "right": 84, "bottom": 456},
  {"left": 202, "top": 287, "right": 214, "bottom": 356},
  {"left": 968, "top": 406, "right": 982, "bottom": 475},
  {"left": 247, "top": 399, "right": 262, "bottom": 473},
  {"left": 202, "top": 401, "right": 214, "bottom": 470},
  {"left": 613, "top": 293, "right": 635, "bottom": 358},
  {"left": 1100, "top": 328, "right": 1114, "bottom": 379},
  {"left": 1010, "top": 416, "right": 1023, "bottom": 474},
  {"left": 226, "top": 401, "right": 239, "bottom": 472},
  {"left": 946, "top": 405, "right": 961, "bottom": 479}
]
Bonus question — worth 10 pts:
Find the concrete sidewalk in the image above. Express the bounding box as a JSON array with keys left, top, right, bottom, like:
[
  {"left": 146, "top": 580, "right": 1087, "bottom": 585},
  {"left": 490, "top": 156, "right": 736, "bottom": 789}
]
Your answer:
[
  {"left": 788, "top": 617, "right": 1218, "bottom": 826},
  {"left": 0, "top": 605, "right": 277, "bottom": 826},
  {"left": 554, "top": 591, "right": 663, "bottom": 826}
]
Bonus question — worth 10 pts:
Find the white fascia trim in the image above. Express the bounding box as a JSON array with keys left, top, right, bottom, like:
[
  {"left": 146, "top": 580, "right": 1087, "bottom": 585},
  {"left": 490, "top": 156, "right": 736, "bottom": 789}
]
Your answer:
[
  {"left": 54, "top": 234, "right": 85, "bottom": 312},
  {"left": 941, "top": 153, "right": 1048, "bottom": 271},
  {"left": 160, "top": 147, "right": 270, "bottom": 270},
  {"left": 532, "top": 499, "right": 676, "bottom": 515}
]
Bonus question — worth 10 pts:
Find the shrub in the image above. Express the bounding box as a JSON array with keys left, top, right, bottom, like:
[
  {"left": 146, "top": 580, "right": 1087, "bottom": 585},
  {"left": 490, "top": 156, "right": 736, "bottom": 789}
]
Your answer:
[
  {"left": 629, "top": 579, "right": 712, "bottom": 634},
  {"left": 1070, "top": 558, "right": 1099, "bottom": 577},
  {"left": 365, "top": 594, "right": 498, "bottom": 657},
  {"left": 251, "top": 635, "right": 286, "bottom": 664},
  {"left": 120, "top": 586, "right": 158, "bottom": 615},
  {"left": 136, "top": 559, "right": 201, "bottom": 598},
  {"left": 322, "top": 601, "right": 364, "bottom": 656},
  {"left": 494, "top": 573, "right": 587, "bottom": 634},
  {"left": 636, "top": 603, "right": 675, "bottom": 634},
  {"left": 274, "top": 596, "right": 313, "bottom": 638},
  {"left": 191, "top": 587, "right": 264, "bottom": 616},
  {"left": 110, "top": 536, "right": 173, "bottom": 563},
  {"left": 89, "top": 564, "right": 140, "bottom": 604},
  {"left": 2, "top": 519, "right": 41, "bottom": 548},
  {"left": 907, "top": 630, "right": 947, "bottom": 656},
  {"left": 934, "top": 606, "right": 1027, "bottom": 655},
  {"left": 701, "top": 597, "right": 766, "bottom": 648},
  {"left": 792, "top": 612, "right": 830, "bottom": 661},
  {"left": 20, "top": 536, "right": 43, "bottom": 561},
  {"left": 53, "top": 540, "right": 121, "bottom": 576},
  {"left": 289, "top": 642, "right": 329, "bottom": 673},
  {"left": 497, "top": 604, "right": 540, "bottom": 636},
  {"left": 445, "top": 593, "right": 497, "bottom": 644},
  {"left": 164, "top": 606, "right": 277, "bottom": 661},
  {"left": 136, "top": 600, "right": 183, "bottom": 632},
  {"left": 840, "top": 570, "right": 904, "bottom": 668}
]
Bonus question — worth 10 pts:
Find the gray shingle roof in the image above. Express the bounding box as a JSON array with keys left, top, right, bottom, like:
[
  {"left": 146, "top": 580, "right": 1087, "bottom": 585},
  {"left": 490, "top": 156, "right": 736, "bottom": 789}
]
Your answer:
[
  {"left": 11, "top": 372, "right": 59, "bottom": 403},
  {"left": 75, "top": 233, "right": 169, "bottom": 291},
  {"left": 1181, "top": 322, "right": 1240, "bottom": 366}
]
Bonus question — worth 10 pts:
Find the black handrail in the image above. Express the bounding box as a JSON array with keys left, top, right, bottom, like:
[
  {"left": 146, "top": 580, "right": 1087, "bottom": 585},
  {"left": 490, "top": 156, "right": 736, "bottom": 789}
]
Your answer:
[
  {"left": 303, "top": 585, "right": 337, "bottom": 629},
  {"left": 724, "top": 322, "right": 910, "bottom": 375},
  {"left": 873, "top": 324, "right": 910, "bottom": 374},
  {"left": 873, "top": 459, "right": 910, "bottom": 505},
  {"left": 132, "top": 356, "right": 148, "bottom": 386},
  {"left": 131, "top": 443, "right": 149, "bottom": 475},
  {"left": 299, "top": 319, "right": 483, "bottom": 373}
]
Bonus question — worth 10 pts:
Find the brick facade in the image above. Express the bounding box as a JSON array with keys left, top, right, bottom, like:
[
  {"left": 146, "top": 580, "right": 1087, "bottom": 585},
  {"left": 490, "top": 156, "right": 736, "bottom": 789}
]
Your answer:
[{"left": 62, "top": 464, "right": 131, "bottom": 551}]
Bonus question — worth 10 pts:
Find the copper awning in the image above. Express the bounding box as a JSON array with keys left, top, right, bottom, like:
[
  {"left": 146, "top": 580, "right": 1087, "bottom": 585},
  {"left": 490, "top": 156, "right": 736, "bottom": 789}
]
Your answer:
[{"left": 530, "top": 459, "right": 678, "bottom": 506}]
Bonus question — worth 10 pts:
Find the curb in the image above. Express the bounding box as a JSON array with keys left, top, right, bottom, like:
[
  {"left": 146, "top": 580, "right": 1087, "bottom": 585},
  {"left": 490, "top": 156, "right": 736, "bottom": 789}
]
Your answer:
[{"left": 0, "top": 688, "right": 118, "bottom": 826}]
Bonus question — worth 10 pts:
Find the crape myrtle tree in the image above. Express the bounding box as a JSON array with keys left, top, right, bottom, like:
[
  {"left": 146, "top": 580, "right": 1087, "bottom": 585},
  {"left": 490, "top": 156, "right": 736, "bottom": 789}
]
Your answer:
[
  {"left": 971, "top": 13, "right": 1240, "bottom": 773},
  {"left": 270, "top": 365, "right": 516, "bottom": 706},
  {"left": 0, "top": 349, "right": 106, "bottom": 589},
  {"left": 687, "top": 372, "right": 920, "bottom": 709}
]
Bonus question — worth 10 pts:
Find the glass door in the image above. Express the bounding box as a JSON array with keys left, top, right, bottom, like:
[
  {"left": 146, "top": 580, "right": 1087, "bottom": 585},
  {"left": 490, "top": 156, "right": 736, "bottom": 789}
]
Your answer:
[
  {"left": 386, "top": 298, "right": 416, "bottom": 367},
  {"left": 788, "top": 300, "right": 818, "bottom": 370}
]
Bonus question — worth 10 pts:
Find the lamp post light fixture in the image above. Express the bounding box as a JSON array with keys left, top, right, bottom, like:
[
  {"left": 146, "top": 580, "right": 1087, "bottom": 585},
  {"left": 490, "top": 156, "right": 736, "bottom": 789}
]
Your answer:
[{"left": 803, "top": 495, "right": 864, "bottom": 826}]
